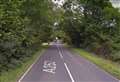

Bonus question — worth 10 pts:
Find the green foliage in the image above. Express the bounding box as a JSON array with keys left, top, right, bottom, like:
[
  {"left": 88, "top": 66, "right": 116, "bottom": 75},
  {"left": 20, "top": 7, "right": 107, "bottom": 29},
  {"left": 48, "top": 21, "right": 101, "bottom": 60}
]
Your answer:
[
  {"left": 52, "top": 30, "right": 71, "bottom": 43},
  {"left": 0, "top": 0, "right": 53, "bottom": 73},
  {"left": 74, "top": 48, "right": 120, "bottom": 79},
  {"left": 61, "top": 0, "right": 120, "bottom": 61}
]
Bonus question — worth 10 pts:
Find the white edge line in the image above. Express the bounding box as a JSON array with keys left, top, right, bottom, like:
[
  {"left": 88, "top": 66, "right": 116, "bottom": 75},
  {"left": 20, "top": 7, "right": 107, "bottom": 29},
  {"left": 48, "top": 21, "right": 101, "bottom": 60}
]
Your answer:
[
  {"left": 18, "top": 63, "right": 34, "bottom": 82},
  {"left": 18, "top": 51, "right": 43, "bottom": 82},
  {"left": 64, "top": 63, "right": 75, "bottom": 82}
]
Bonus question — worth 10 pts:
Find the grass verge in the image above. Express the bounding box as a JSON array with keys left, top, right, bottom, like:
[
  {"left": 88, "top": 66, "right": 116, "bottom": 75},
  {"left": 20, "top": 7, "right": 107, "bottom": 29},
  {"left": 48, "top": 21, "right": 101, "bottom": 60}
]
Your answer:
[
  {"left": 0, "top": 45, "right": 48, "bottom": 82},
  {"left": 73, "top": 48, "right": 120, "bottom": 80}
]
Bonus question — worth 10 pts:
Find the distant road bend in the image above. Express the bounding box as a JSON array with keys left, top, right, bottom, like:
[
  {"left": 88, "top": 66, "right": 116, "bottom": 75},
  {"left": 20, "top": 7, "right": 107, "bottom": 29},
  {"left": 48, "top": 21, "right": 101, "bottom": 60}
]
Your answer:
[{"left": 18, "top": 42, "right": 119, "bottom": 82}]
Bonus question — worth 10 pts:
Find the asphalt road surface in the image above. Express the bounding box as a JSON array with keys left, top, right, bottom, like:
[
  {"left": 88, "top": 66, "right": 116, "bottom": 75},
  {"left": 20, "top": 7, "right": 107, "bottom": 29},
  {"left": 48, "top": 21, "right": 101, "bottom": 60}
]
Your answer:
[{"left": 18, "top": 43, "right": 119, "bottom": 82}]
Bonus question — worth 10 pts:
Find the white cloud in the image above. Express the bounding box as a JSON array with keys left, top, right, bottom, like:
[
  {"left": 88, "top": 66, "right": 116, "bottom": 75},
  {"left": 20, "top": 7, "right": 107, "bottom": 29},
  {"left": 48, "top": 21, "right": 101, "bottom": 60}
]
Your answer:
[
  {"left": 110, "top": 0, "right": 120, "bottom": 8},
  {"left": 52, "top": 0, "right": 65, "bottom": 7}
]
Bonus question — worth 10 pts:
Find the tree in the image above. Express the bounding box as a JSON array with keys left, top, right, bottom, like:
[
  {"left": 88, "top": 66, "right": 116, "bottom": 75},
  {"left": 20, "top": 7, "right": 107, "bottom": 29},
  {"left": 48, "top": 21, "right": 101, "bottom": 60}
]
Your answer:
[
  {"left": 60, "top": 0, "right": 120, "bottom": 61},
  {"left": 0, "top": 0, "right": 54, "bottom": 73}
]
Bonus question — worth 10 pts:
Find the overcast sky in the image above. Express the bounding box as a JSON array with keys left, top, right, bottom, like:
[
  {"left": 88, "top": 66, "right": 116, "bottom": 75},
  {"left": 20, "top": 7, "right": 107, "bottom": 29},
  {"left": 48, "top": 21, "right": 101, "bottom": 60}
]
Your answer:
[
  {"left": 52, "top": 0, "right": 65, "bottom": 7},
  {"left": 110, "top": 0, "right": 120, "bottom": 8},
  {"left": 52, "top": 0, "right": 120, "bottom": 8}
]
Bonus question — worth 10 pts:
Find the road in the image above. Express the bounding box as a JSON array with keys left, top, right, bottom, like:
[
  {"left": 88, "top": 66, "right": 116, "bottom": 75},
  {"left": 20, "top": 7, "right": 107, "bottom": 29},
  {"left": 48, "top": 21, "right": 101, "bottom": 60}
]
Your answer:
[{"left": 18, "top": 43, "right": 119, "bottom": 82}]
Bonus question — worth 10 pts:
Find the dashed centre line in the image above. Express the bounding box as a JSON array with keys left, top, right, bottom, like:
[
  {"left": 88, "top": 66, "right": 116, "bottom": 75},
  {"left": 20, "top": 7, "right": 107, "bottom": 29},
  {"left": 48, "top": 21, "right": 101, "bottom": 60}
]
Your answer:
[
  {"left": 57, "top": 45, "right": 75, "bottom": 82},
  {"left": 64, "top": 63, "right": 75, "bottom": 82},
  {"left": 59, "top": 51, "right": 63, "bottom": 59}
]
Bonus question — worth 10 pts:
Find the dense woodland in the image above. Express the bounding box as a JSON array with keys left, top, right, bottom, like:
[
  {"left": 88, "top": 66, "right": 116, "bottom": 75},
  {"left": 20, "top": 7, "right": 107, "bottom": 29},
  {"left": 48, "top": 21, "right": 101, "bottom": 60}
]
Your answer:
[
  {"left": 0, "top": 0, "right": 54, "bottom": 73},
  {"left": 0, "top": 0, "right": 120, "bottom": 74},
  {"left": 60, "top": 0, "right": 120, "bottom": 62}
]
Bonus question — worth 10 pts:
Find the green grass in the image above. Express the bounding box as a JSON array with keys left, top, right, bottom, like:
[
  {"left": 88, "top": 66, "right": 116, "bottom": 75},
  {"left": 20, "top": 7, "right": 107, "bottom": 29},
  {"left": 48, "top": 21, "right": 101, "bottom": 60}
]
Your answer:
[
  {"left": 73, "top": 48, "right": 120, "bottom": 79},
  {"left": 0, "top": 46, "right": 47, "bottom": 82}
]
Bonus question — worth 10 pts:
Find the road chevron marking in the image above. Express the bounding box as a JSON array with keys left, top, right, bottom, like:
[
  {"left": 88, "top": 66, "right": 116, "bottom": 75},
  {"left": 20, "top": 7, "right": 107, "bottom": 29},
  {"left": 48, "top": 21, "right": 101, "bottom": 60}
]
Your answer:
[{"left": 57, "top": 45, "right": 75, "bottom": 82}]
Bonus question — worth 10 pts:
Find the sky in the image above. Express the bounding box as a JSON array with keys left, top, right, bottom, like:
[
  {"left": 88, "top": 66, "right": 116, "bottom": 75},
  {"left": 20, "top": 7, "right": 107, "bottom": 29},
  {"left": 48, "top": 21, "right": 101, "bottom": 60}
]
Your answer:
[
  {"left": 52, "top": 0, "right": 120, "bottom": 8},
  {"left": 52, "top": 0, "right": 65, "bottom": 7},
  {"left": 110, "top": 0, "right": 120, "bottom": 8}
]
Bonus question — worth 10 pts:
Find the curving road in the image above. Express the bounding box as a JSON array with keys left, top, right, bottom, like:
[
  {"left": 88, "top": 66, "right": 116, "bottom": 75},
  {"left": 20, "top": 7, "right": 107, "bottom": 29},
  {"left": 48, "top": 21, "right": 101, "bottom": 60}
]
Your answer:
[{"left": 18, "top": 43, "right": 119, "bottom": 82}]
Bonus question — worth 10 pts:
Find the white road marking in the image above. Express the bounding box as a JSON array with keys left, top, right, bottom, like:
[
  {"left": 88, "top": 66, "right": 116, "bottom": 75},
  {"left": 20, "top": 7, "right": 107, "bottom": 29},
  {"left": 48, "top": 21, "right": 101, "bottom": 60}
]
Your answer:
[
  {"left": 57, "top": 45, "right": 75, "bottom": 82},
  {"left": 18, "top": 51, "right": 43, "bottom": 82},
  {"left": 59, "top": 51, "right": 63, "bottom": 59},
  {"left": 18, "top": 63, "right": 34, "bottom": 82},
  {"left": 57, "top": 45, "right": 64, "bottom": 59},
  {"left": 64, "top": 63, "right": 75, "bottom": 82},
  {"left": 43, "top": 61, "right": 56, "bottom": 74},
  {"left": 57, "top": 44, "right": 120, "bottom": 82}
]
